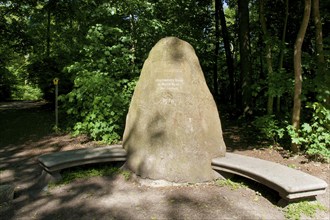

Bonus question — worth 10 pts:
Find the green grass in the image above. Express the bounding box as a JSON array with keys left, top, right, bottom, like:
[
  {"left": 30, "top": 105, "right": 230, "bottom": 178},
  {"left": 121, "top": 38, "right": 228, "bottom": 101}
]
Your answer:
[
  {"left": 215, "top": 179, "right": 247, "bottom": 190},
  {"left": 283, "top": 201, "right": 328, "bottom": 220},
  {"left": 49, "top": 165, "right": 121, "bottom": 188},
  {"left": 48, "top": 165, "right": 133, "bottom": 188},
  {"left": 120, "top": 170, "right": 132, "bottom": 181},
  {"left": 287, "top": 164, "right": 297, "bottom": 169}
]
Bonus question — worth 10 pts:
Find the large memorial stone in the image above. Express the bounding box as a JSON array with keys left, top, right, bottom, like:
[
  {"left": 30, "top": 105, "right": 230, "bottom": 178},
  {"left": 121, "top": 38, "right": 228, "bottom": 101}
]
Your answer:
[{"left": 123, "top": 37, "right": 226, "bottom": 182}]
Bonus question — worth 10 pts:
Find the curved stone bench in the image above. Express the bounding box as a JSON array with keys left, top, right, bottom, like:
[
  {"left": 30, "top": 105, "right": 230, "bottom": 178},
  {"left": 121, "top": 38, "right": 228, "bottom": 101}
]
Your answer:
[
  {"left": 38, "top": 146, "right": 127, "bottom": 184},
  {"left": 212, "top": 153, "right": 328, "bottom": 202}
]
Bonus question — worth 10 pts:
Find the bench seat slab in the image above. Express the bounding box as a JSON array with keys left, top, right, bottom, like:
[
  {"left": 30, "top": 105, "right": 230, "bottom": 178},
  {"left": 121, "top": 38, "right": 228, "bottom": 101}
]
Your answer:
[
  {"left": 38, "top": 146, "right": 127, "bottom": 173},
  {"left": 212, "top": 153, "right": 328, "bottom": 201}
]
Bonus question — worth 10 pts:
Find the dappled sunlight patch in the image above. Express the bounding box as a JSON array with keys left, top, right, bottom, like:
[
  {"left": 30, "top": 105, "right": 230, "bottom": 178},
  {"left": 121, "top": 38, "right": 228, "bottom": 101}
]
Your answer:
[{"left": 0, "top": 169, "right": 14, "bottom": 182}]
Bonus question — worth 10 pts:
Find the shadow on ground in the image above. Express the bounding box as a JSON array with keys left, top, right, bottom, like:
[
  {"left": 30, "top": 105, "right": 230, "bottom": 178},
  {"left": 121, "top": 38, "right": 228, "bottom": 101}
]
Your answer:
[
  {"left": 0, "top": 101, "right": 328, "bottom": 220},
  {"left": 1, "top": 174, "right": 285, "bottom": 219},
  {"left": 0, "top": 101, "right": 92, "bottom": 190}
]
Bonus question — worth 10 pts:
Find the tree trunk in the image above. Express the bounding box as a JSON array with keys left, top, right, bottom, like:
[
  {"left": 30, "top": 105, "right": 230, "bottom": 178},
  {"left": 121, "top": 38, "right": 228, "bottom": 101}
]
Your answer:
[
  {"left": 46, "top": 6, "right": 51, "bottom": 58},
  {"left": 260, "top": 0, "right": 274, "bottom": 115},
  {"left": 277, "top": 0, "right": 289, "bottom": 113},
  {"left": 279, "top": 0, "right": 289, "bottom": 70},
  {"left": 130, "top": 12, "right": 137, "bottom": 75},
  {"left": 312, "top": 0, "right": 329, "bottom": 105},
  {"left": 292, "top": 0, "right": 311, "bottom": 152},
  {"left": 312, "top": 0, "right": 324, "bottom": 68},
  {"left": 238, "top": 0, "right": 252, "bottom": 114},
  {"left": 219, "top": 0, "right": 235, "bottom": 105},
  {"left": 213, "top": 0, "right": 220, "bottom": 98}
]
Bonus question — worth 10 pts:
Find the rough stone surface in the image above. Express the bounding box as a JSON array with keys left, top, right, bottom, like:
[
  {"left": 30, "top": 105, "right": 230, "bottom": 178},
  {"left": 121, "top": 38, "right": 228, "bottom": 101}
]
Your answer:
[
  {"left": 123, "top": 37, "right": 226, "bottom": 183},
  {"left": 0, "top": 184, "right": 15, "bottom": 204}
]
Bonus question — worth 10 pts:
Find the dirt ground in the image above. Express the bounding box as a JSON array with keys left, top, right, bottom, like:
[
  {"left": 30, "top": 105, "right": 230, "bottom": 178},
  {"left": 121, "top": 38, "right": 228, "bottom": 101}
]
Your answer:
[{"left": 0, "top": 101, "right": 329, "bottom": 220}]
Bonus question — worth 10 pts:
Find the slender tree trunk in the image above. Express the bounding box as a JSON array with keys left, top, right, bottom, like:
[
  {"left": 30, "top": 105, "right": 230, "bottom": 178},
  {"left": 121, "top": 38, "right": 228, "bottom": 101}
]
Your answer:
[
  {"left": 279, "top": 0, "right": 289, "bottom": 70},
  {"left": 277, "top": 0, "right": 289, "bottom": 113},
  {"left": 46, "top": 6, "right": 51, "bottom": 58},
  {"left": 312, "top": 0, "right": 324, "bottom": 68},
  {"left": 312, "top": 0, "right": 329, "bottom": 105},
  {"left": 238, "top": 0, "right": 252, "bottom": 114},
  {"left": 130, "top": 12, "right": 137, "bottom": 75},
  {"left": 260, "top": 0, "right": 274, "bottom": 115},
  {"left": 219, "top": 0, "right": 235, "bottom": 105},
  {"left": 124, "top": 0, "right": 137, "bottom": 77},
  {"left": 292, "top": 0, "right": 311, "bottom": 152},
  {"left": 213, "top": 0, "right": 220, "bottom": 98}
]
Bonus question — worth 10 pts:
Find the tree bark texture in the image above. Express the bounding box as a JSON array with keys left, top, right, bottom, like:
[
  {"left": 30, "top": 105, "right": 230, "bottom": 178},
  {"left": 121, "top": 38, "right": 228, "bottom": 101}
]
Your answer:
[
  {"left": 292, "top": 0, "right": 311, "bottom": 152},
  {"left": 279, "top": 0, "right": 289, "bottom": 70},
  {"left": 219, "top": 0, "right": 235, "bottom": 105},
  {"left": 312, "top": 0, "right": 329, "bottom": 106},
  {"left": 277, "top": 0, "right": 289, "bottom": 112},
  {"left": 260, "top": 0, "right": 274, "bottom": 115},
  {"left": 238, "top": 0, "right": 252, "bottom": 113},
  {"left": 213, "top": 0, "right": 220, "bottom": 98},
  {"left": 46, "top": 7, "right": 51, "bottom": 58},
  {"left": 312, "top": 0, "right": 324, "bottom": 68}
]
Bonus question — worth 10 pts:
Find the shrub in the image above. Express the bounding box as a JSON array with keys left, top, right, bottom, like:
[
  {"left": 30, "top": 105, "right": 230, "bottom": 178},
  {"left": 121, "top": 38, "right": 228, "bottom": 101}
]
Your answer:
[
  {"left": 252, "top": 114, "right": 285, "bottom": 144},
  {"left": 12, "top": 84, "right": 43, "bottom": 100},
  {"left": 60, "top": 24, "right": 137, "bottom": 143},
  {"left": 286, "top": 102, "right": 330, "bottom": 160}
]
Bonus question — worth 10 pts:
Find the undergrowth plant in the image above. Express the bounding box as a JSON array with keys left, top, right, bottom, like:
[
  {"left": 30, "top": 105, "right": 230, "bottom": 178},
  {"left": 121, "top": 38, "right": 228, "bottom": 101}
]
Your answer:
[
  {"left": 12, "top": 84, "right": 43, "bottom": 100},
  {"left": 252, "top": 101, "right": 330, "bottom": 160},
  {"left": 287, "top": 102, "right": 330, "bottom": 161},
  {"left": 283, "top": 201, "right": 327, "bottom": 220},
  {"left": 252, "top": 115, "right": 285, "bottom": 145}
]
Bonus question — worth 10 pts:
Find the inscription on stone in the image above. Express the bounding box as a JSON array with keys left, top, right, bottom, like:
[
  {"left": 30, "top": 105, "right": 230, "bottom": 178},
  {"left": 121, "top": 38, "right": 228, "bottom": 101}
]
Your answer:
[{"left": 156, "top": 79, "right": 184, "bottom": 90}]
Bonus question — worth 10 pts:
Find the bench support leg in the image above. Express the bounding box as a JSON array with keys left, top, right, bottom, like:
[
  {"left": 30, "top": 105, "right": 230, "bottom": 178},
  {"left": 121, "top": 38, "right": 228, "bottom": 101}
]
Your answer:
[{"left": 37, "top": 170, "right": 62, "bottom": 191}]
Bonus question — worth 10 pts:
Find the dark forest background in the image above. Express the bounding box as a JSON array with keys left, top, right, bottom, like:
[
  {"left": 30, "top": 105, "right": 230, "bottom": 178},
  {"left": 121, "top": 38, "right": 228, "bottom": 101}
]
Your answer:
[{"left": 0, "top": 0, "right": 329, "bottom": 159}]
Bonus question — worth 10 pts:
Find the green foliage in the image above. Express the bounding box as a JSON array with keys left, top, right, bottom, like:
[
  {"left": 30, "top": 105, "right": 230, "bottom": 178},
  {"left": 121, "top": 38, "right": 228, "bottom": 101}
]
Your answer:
[
  {"left": 11, "top": 83, "right": 43, "bottom": 100},
  {"left": 286, "top": 102, "right": 330, "bottom": 160},
  {"left": 252, "top": 115, "right": 285, "bottom": 144},
  {"left": 0, "top": 67, "right": 15, "bottom": 101},
  {"left": 1, "top": 0, "right": 329, "bottom": 164},
  {"left": 26, "top": 57, "right": 67, "bottom": 101},
  {"left": 268, "top": 69, "right": 294, "bottom": 98},
  {"left": 60, "top": 24, "right": 137, "bottom": 143},
  {"left": 283, "top": 201, "right": 327, "bottom": 220}
]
